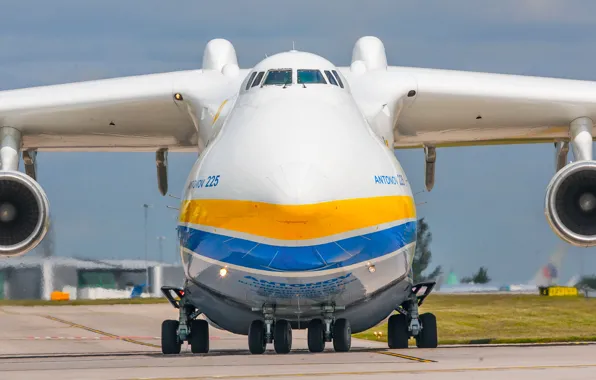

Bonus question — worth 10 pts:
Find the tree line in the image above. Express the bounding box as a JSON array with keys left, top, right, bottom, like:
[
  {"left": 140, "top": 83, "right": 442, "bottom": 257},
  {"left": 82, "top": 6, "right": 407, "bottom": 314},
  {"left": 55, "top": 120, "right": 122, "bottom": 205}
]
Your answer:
[
  {"left": 413, "top": 217, "right": 490, "bottom": 284},
  {"left": 414, "top": 218, "right": 596, "bottom": 289}
]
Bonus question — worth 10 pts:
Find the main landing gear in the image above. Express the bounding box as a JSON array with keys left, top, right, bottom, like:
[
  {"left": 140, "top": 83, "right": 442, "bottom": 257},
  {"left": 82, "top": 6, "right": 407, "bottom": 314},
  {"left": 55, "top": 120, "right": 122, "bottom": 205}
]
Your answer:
[
  {"left": 161, "top": 286, "right": 210, "bottom": 355},
  {"left": 249, "top": 304, "right": 351, "bottom": 354},
  {"left": 388, "top": 282, "right": 438, "bottom": 349}
]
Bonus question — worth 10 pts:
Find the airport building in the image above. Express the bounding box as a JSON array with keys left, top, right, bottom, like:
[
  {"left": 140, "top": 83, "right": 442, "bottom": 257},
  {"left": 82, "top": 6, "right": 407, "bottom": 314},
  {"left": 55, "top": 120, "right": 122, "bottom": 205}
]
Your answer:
[{"left": 0, "top": 256, "right": 184, "bottom": 300}]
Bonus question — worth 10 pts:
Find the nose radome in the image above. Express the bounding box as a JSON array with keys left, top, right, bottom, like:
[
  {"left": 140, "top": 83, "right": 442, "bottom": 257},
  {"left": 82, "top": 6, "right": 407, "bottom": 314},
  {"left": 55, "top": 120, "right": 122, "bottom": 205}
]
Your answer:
[{"left": 265, "top": 162, "right": 325, "bottom": 204}]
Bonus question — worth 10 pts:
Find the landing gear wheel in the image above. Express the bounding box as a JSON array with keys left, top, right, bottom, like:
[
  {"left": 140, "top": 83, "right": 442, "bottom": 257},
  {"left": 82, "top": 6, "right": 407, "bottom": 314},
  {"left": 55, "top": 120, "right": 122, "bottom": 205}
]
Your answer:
[
  {"left": 415, "top": 313, "right": 438, "bottom": 348},
  {"left": 248, "top": 320, "right": 267, "bottom": 354},
  {"left": 307, "top": 318, "right": 325, "bottom": 353},
  {"left": 161, "top": 319, "right": 181, "bottom": 355},
  {"left": 189, "top": 319, "right": 209, "bottom": 354},
  {"left": 332, "top": 318, "right": 351, "bottom": 352},
  {"left": 387, "top": 313, "right": 409, "bottom": 349},
  {"left": 273, "top": 319, "right": 292, "bottom": 354}
]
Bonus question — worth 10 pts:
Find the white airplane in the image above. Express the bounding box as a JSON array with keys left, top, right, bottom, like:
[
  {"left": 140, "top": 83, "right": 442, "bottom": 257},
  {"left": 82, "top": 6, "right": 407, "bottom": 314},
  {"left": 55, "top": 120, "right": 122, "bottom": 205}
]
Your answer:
[{"left": 0, "top": 36, "right": 595, "bottom": 355}]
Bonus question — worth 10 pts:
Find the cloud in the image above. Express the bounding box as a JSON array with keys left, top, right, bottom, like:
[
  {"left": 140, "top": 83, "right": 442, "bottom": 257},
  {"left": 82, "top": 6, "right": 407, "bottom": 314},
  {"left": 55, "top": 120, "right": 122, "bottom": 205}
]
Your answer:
[{"left": 3, "top": 0, "right": 596, "bottom": 89}]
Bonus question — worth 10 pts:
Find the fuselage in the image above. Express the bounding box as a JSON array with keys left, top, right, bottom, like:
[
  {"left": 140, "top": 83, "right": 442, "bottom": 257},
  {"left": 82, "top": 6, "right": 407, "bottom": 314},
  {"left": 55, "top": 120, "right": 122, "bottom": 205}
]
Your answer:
[{"left": 177, "top": 51, "right": 417, "bottom": 334}]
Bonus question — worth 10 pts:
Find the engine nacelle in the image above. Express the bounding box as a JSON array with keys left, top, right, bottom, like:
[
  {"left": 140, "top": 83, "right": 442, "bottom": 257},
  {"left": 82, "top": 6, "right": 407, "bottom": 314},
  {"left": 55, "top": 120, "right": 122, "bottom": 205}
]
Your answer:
[
  {"left": 0, "top": 171, "right": 50, "bottom": 257},
  {"left": 545, "top": 161, "right": 596, "bottom": 247}
]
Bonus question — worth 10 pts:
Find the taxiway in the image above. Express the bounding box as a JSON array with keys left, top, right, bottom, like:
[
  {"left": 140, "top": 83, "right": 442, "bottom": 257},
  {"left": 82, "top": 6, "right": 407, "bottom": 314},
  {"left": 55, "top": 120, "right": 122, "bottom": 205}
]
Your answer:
[{"left": 0, "top": 303, "right": 595, "bottom": 380}]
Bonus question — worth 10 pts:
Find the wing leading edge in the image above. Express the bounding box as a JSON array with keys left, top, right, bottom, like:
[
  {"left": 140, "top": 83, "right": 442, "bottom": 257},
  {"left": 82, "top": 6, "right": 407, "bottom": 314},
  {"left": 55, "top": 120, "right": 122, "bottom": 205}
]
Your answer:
[
  {"left": 0, "top": 69, "right": 241, "bottom": 152},
  {"left": 389, "top": 66, "right": 596, "bottom": 149},
  {"left": 340, "top": 35, "right": 596, "bottom": 149}
]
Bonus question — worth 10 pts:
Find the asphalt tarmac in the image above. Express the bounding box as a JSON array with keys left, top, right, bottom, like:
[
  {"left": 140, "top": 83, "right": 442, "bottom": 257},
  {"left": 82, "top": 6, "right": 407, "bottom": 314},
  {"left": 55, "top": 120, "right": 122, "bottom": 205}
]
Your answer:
[{"left": 1, "top": 303, "right": 595, "bottom": 380}]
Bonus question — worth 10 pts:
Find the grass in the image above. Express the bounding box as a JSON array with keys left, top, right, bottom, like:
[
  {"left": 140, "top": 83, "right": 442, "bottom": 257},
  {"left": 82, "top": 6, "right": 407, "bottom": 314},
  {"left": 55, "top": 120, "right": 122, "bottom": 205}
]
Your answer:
[
  {"left": 3, "top": 293, "right": 596, "bottom": 346},
  {"left": 0, "top": 297, "right": 169, "bottom": 306},
  {"left": 354, "top": 294, "right": 596, "bottom": 345}
]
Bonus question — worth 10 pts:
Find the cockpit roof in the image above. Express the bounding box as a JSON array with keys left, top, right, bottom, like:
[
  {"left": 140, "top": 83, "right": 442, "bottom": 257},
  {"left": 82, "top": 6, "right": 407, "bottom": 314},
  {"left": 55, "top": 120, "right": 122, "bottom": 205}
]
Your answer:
[{"left": 252, "top": 51, "right": 337, "bottom": 71}]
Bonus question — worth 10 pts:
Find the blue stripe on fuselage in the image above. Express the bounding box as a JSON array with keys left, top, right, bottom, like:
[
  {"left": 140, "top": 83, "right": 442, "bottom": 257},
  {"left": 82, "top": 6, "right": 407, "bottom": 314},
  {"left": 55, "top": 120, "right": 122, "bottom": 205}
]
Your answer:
[{"left": 178, "top": 221, "right": 416, "bottom": 272}]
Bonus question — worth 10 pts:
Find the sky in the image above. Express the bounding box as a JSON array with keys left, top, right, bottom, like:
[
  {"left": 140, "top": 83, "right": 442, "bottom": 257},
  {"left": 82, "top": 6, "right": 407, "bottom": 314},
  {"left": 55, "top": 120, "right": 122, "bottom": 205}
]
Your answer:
[{"left": 1, "top": 0, "right": 596, "bottom": 284}]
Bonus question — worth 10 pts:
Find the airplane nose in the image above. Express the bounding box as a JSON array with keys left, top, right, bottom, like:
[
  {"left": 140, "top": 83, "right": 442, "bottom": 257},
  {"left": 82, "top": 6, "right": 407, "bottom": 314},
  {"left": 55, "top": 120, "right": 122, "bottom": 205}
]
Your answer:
[
  {"left": 265, "top": 162, "right": 323, "bottom": 204},
  {"left": 180, "top": 95, "right": 418, "bottom": 273}
]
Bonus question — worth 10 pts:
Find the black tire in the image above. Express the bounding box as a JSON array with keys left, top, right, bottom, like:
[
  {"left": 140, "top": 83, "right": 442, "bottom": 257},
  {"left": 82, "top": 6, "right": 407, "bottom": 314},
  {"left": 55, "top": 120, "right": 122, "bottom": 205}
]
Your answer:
[
  {"left": 307, "top": 319, "right": 325, "bottom": 353},
  {"left": 248, "top": 320, "right": 267, "bottom": 354},
  {"left": 189, "top": 319, "right": 210, "bottom": 354},
  {"left": 332, "top": 318, "right": 351, "bottom": 352},
  {"left": 415, "top": 313, "right": 438, "bottom": 348},
  {"left": 387, "top": 313, "right": 409, "bottom": 349},
  {"left": 161, "top": 319, "right": 181, "bottom": 355},
  {"left": 273, "top": 319, "right": 292, "bottom": 354}
]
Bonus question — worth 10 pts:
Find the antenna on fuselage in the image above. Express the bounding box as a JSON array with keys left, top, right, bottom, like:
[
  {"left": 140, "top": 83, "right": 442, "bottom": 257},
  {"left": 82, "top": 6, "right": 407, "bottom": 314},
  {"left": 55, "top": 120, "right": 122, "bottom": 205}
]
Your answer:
[{"left": 292, "top": 41, "right": 295, "bottom": 50}]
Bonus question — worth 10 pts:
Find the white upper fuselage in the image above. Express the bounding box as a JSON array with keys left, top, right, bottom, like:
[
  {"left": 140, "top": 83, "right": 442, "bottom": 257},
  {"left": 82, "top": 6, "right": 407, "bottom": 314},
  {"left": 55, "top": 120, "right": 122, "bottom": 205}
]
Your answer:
[{"left": 177, "top": 52, "right": 416, "bottom": 319}]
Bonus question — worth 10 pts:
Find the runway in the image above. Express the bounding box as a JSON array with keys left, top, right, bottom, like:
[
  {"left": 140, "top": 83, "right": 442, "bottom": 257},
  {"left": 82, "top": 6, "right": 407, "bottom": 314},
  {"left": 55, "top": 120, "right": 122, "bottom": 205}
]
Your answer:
[{"left": 1, "top": 304, "right": 595, "bottom": 379}]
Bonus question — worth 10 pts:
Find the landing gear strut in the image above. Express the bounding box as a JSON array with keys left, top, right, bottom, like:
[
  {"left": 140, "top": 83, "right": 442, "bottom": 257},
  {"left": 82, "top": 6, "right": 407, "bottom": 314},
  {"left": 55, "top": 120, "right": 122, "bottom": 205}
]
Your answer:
[
  {"left": 249, "top": 304, "right": 293, "bottom": 354},
  {"left": 249, "top": 303, "right": 352, "bottom": 354},
  {"left": 388, "top": 282, "right": 438, "bottom": 349},
  {"left": 306, "top": 304, "right": 350, "bottom": 353},
  {"left": 161, "top": 286, "right": 210, "bottom": 354}
]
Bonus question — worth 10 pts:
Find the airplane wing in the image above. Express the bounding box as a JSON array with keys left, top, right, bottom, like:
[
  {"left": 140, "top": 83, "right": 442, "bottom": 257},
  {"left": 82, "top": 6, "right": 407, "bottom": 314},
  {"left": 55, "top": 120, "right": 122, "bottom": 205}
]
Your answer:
[
  {"left": 0, "top": 69, "right": 241, "bottom": 152},
  {"left": 390, "top": 66, "right": 596, "bottom": 149},
  {"left": 340, "top": 36, "right": 596, "bottom": 150},
  {"left": 342, "top": 65, "right": 596, "bottom": 149}
]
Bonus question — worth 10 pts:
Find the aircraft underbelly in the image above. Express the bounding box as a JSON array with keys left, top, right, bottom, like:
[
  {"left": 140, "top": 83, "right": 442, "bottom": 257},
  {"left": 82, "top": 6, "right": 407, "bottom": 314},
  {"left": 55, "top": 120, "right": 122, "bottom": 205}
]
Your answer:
[
  {"left": 181, "top": 243, "right": 414, "bottom": 334},
  {"left": 182, "top": 242, "right": 413, "bottom": 313}
]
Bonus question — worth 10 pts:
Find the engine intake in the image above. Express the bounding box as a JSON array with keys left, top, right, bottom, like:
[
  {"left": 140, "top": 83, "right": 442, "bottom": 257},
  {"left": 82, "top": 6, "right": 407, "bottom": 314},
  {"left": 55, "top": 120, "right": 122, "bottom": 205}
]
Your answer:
[
  {"left": 545, "top": 161, "right": 596, "bottom": 247},
  {"left": 0, "top": 171, "right": 50, "bottom": 257}
]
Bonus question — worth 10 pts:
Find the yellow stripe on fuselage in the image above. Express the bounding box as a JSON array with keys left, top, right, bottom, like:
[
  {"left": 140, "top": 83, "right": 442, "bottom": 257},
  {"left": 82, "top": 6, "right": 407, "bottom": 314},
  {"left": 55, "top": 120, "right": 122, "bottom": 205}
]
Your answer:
[
  {"left": 179, "top": 195, "right": 415, "bottom": 240},
  {"left": 212, "top": 99, "right": 228, "bottom": 125}
]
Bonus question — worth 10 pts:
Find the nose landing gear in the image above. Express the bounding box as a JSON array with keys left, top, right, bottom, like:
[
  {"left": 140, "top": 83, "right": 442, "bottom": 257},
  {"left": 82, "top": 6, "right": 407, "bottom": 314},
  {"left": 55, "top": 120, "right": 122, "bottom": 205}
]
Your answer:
[
  {"left": 248, "top": 319, "right": 267, "bottom": 354},
  {"left": 332, "top": 318, "right": 352, "bottom": 352},
  {"left": 306, "top": 304, "right": 350, "bottom": 353},
  {"left": 249, "top": 303, "right": 351, "bottom": 354},
  {"left": 273, "top": 319, "right": 293, "bottom": 354},
  {"left": 249, "top": 305, "right": 294, "bottom": 354},
  {"left": 307, "top": 318, "right": 325, "bottom": 352}
]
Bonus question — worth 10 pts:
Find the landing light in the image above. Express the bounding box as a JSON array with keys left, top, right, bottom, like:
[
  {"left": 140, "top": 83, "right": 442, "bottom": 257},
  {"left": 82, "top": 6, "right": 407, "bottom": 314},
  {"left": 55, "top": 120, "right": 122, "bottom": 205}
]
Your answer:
[
  {"left": 368, "top": 264, "right": 376, "bottom": 273},
  {"left": 174, "top": 93, "right": 183, "bottom": 101},
  {"left": 219, "top": 267, "right": 228, "bottom": 277}
]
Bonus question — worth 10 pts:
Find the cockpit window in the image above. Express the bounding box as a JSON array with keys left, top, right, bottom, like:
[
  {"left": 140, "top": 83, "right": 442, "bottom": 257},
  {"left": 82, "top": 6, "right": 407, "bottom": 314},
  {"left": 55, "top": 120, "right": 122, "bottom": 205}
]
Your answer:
[
  {"left": 251, "top": 71, "right": 265, "bottom": 88},
  {"left": 245, "top": 72, "right": 257, "bottom": 90},
  {"left": 297, "top": 69, "right": 327, "bottom": 84},
  {"left": 331, "top": 70, "right": 344, "bottom": 88},
  {"left": 263, "top": 69, "right": 292, "bottom": 86},
  {"left": 324, "top": 70, "right": 338, "bottom": 86}
]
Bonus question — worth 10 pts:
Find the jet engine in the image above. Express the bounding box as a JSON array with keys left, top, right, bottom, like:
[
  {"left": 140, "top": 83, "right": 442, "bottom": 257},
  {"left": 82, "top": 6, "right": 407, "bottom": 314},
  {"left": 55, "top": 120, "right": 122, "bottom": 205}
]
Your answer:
[
  {"left": 545, "top": 160, "right": 596, "bottom": 247},
  {"left": 0, "top": 170, "right": 50, "bottom": 257}
]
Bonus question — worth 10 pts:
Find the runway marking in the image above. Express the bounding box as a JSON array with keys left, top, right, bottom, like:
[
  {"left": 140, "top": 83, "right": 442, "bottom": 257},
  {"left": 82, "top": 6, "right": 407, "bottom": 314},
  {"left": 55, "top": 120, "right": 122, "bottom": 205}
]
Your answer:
[
  {"left": 2, "top": 336, "right": 162, "bottom": 340},
  {"left": 4, "top": 336, "right": 223, "bottom": 341},
  {"left": 41, "top": 315, "right": 161, "bottom": 349},
  {"left": 131, "top": 363, "right": 596, "bottom": 379},
  {"left": 375, "top": 350, "right": 436, "bottom": 362}
]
